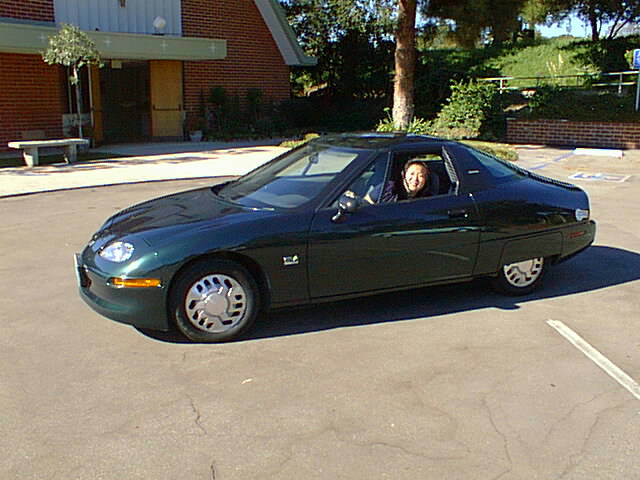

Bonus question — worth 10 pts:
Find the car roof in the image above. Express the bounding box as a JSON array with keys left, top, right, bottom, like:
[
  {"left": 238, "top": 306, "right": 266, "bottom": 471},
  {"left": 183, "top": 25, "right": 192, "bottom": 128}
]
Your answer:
[{"left": 311, "top": 132, "right": 447, "bottom": 150}]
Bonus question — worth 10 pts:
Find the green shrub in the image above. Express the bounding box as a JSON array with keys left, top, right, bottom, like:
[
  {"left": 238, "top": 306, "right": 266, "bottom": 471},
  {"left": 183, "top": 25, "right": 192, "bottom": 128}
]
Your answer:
[
  {"left": 375, "top": 113, "right": 396, "bottom": 132},
  {"left": 524, "top": 87, "right": 640, "bottom": 122},
  {"left": 415, "top": 46, "right": 503, "bottom": 118},
  {"left": 277, "top": 98, "right": 320, "bottom": 129},
  {"left": 209, "top": 87, "right": 227, "bottom": 108},
  {"left": 375, "top": 108, "right": 432, "bottom": 134},
  {"left": 430, "top": 80, "right": 501, "bottom": 139},
  {"left": 279, "top": 133, "right": 320, "bottom": 149},
  {"left": 246, "top": 88, "right": 264, "bottom": 126},
  {"left": 625, "top": 49, "right": 637, "bottom": 69},
  {"left": 567, "top": 35, "right": 640, "bottom": 72},
  {"left": 277, "top": 96, "right": 384, "bottom": 133},
  {"left": 461, "top": 140, "right": 518, "bottom": 162}
]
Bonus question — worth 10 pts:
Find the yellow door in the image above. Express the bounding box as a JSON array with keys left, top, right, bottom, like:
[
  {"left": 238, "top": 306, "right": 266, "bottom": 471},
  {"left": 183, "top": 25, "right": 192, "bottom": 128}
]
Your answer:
[
  {"left": 150, "top": 60, "right": 183, "bottom": 138},
  {"left": 89, "top": 65, "right": 104, "bottom": 144}
]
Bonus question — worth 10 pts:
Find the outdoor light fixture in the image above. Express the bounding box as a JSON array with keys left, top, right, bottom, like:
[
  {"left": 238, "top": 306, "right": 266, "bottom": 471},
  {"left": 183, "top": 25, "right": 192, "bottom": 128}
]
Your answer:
[{"left": 153, "top": 16, "right": 167, "bottom": 35}]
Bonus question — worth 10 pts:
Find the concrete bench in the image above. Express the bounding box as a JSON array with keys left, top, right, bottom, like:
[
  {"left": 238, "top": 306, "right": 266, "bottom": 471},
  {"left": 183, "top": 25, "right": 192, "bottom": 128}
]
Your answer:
[{"left": 7, "top": 138, "right": 90, "bottom": 167}]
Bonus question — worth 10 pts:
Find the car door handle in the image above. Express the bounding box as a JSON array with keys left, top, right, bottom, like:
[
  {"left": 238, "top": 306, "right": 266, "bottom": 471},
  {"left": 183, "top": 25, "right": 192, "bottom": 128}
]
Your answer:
[{"left": 448, "top": 208, "right": 469, "bottom": 219}]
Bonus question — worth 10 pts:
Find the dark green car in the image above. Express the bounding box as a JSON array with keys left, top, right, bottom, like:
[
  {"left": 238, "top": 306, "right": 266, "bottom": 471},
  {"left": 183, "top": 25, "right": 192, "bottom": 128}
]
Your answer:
[{"left": 75, "top": 133, "right": 595, "bottom": 342}]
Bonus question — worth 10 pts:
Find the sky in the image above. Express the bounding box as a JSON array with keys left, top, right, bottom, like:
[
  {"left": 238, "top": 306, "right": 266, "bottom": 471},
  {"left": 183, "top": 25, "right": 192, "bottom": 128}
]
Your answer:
[{"left": 538, "top": 15, "right": 591, "bottom": 38}]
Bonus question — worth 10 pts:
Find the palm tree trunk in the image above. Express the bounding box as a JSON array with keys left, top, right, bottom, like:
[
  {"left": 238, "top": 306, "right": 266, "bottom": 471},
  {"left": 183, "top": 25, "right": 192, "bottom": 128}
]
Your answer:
[{"left": 392, "top": 0, "right": 417, "bottom": 130}]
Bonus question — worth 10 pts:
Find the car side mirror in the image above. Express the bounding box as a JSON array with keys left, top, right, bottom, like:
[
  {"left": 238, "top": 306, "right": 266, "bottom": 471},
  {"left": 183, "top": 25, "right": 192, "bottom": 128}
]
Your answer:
[{"left": 331, "top": 191, "right": 361, "bottom": 223}]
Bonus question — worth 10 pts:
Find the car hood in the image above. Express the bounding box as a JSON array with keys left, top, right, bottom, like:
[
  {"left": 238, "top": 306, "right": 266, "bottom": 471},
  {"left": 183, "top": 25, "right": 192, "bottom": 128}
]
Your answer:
[{"left": 99, "top": 186, "right": 268, "bottom": 240}]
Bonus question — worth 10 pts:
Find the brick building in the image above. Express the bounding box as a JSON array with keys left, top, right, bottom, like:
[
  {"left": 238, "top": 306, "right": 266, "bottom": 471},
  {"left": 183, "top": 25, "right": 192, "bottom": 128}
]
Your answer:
[{"left": 0, "top": 0, "right": 314, "bottom": 149}]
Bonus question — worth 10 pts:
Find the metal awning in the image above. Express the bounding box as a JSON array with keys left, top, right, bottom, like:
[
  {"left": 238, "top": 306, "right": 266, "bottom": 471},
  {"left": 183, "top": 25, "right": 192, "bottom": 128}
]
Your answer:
[{"left": 0, "top": 20, "right": 226, "bottom": 61}]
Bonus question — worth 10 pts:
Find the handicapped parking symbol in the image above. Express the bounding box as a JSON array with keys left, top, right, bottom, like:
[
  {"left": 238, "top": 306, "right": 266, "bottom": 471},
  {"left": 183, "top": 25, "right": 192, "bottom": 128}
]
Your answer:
[{"left": 569, "top": 172, "right": 631, "bottom": 183}]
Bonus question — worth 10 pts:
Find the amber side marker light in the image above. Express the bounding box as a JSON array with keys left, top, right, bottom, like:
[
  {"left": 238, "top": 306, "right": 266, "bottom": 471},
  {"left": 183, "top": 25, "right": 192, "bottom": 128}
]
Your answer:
[
  {"left": 569, "top": 231, "right": 586, "bottom": 239},
  {"left": 109, "top": 277, "right": 162, "bottom": 288}
]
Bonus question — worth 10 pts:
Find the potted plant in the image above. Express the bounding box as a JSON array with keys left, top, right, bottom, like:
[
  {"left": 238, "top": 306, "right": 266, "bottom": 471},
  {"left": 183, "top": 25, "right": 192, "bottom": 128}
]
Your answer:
[{"left": 185, "top": 114, "right": 206, "bottom": 142}]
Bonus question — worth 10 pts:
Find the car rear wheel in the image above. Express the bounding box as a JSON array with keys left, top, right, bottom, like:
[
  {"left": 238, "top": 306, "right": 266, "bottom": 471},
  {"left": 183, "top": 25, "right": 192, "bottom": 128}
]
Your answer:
[
  {"left": 491, "top": 257, "right": 546, "bottom": 296},
  {"left": 170, "top": 260, "right": 259, "bottom": 342}
]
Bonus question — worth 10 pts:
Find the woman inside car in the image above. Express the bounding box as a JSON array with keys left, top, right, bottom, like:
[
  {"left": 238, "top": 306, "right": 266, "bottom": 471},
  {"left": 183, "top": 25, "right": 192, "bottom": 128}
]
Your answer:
[{"left": 366, "top": 159, "right": 435, "bottom": 204}]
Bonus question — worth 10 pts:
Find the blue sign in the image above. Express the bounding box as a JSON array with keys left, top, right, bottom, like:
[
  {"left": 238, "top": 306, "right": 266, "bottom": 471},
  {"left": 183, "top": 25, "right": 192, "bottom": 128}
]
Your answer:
[{"left": 634, "top": 49, "right": 640, "bottom": 69}]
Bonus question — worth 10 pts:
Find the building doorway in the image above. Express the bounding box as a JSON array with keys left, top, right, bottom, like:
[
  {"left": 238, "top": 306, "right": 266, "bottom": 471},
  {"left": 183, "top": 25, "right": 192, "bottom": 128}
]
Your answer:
[
  {"left": 149, "top": 60, "right": 184, "bottom": 140},
  {"left": 100, "top": 61, "right": 150, "bottom": 143}
]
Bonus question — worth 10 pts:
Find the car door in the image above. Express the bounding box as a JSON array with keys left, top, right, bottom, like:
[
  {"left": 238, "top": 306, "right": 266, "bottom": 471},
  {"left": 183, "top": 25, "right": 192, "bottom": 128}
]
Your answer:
[{"left": 307, "top": 146, "right": 481, "bottom": 299}]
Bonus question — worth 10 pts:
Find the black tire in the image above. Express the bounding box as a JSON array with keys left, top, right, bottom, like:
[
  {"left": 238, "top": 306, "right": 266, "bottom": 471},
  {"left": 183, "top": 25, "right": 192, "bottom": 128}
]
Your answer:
[
  {"left": 170, "top": 260, "right": 259, "bottom": 343},
  {"left": 491, "top": 257, "right": 547, "bottom": 296}
]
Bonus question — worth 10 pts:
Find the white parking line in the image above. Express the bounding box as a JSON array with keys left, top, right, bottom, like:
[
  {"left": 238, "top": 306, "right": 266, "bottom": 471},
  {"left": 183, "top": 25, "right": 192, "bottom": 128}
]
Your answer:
[
  {"left": 547, "top": 319, "right": 640, "bottom": 401},
  {"left": 573, "top": 148, "right": 624, "bottom": 158}
]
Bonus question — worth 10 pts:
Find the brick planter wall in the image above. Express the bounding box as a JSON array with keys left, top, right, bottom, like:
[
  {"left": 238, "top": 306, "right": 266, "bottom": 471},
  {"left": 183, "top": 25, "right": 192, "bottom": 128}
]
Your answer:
[{"left": 507, "top": 118, "right": 640, "bottom": 149}]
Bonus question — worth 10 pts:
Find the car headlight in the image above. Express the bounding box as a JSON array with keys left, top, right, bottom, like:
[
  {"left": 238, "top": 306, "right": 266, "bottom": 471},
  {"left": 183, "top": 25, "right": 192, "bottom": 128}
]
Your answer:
[
  {"left": 575, "top": 209, "right": 589, "bottom": 221},
  {"left": 99, "top": 241, "right": 135, "bottom": 263}
]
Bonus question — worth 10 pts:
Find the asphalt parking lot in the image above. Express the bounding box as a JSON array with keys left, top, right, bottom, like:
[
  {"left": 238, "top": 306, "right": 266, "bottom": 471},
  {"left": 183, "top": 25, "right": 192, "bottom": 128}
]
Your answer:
[{"left": 1, "top": 147, "right": 639, "bottom": 479}]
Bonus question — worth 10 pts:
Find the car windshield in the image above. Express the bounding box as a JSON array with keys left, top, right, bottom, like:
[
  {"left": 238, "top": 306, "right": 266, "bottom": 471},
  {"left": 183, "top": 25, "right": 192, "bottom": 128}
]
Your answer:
[{"left": 214, "top": 144, "right": 365, "bottom": 209}]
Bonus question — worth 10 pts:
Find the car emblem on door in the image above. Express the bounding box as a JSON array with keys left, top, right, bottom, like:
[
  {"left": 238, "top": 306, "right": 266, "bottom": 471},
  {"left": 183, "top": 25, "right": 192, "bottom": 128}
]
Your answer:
[{"left": 282, "top": 255, "right": 299, "bottom": 266}]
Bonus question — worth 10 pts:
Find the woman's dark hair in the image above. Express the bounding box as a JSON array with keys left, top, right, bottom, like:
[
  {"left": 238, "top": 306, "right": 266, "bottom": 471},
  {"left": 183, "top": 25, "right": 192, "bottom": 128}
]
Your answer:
[{"left": 402, "top": 160, "right": 430, "bottom": 176}]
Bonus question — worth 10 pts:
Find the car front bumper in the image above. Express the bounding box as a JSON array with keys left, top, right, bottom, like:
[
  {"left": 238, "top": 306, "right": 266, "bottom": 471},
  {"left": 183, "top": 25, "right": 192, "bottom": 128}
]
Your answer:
[{"left": 75, "top": 253, "right": 171, "bottom": 331}]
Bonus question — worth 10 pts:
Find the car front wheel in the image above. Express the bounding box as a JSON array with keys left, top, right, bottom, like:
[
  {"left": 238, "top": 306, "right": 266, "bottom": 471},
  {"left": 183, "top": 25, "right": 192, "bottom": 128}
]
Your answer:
[
  {"left": 491, "top": 257, "right": 546, "bottom": 296},
  {"left": 170, "top": 260, "right": 259, "bottom": 342}
]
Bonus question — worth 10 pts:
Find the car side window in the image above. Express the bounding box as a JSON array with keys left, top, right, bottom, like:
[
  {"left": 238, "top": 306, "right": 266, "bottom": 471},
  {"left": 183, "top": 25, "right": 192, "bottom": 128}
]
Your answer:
[
  {"left": 331, "top": 147, "right": 461, "bottom": 209},
  {"left": 386, "top": 150, "right": 453, "bottom": 199},
  {"left": 465, "top": 148, "right": 520, "bottom": 180},
  {"left": 332, "top": 154, "right": 389, "bottom": 207}
]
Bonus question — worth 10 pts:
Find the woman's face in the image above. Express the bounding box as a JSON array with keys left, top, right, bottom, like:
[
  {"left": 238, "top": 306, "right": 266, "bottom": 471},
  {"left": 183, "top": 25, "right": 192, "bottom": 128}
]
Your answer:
[{"left": 404, "top": 163, "right": 427, "bottom": 193}]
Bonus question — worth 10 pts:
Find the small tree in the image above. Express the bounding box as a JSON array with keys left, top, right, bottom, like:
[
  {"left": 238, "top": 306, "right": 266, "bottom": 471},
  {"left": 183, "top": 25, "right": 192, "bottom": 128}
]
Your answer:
[{"left": 42, "top": 24, "right": 101, "bottom": 139}]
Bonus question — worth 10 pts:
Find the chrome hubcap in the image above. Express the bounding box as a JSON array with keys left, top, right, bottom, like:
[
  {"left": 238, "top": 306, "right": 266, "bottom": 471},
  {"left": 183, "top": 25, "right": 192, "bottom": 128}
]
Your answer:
[
  {"left": 503, "top": 258, "right": 544, "bottom": 288},
  {"left": 185, "top": 274, "right": 247, "bottom": 333}
]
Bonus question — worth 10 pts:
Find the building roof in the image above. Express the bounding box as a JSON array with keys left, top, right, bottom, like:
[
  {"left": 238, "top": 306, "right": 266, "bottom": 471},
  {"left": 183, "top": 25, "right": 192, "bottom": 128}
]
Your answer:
[
  {"left": 254, "top": 0, "right": 316, "bottom": 67},
  {"left": 0, "top": 0, "right": 315, "bottom": 66}
]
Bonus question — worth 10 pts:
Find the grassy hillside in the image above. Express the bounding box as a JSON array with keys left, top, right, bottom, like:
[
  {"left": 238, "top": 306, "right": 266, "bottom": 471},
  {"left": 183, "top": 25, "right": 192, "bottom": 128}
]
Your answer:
[
  {"left": 415, "top": 36, "right": 601, "bottom": 118},
  {"left": 485, "top": 36, "right": 597, "bottom": 79}
]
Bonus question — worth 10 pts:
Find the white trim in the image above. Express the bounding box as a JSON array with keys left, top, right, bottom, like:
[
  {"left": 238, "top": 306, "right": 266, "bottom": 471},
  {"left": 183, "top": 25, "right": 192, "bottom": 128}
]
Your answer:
[{"left": 253, "top": 0, "right": 316, "bottom": 66}]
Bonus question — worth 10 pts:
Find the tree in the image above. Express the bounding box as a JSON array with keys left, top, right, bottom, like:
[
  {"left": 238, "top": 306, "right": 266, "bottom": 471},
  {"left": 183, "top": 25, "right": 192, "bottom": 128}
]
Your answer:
[
  {"left": 521, "top": 0, "right": 572, "bottom": 29},
  {"left": 42, "top": 24, "right": 101, "bottom": 138},
  {"left": 393, "top": 0, "right": 418, "bottom": 128},
  {"left": 426, "top": 0, "right": 528, "bottom": 47},
  {"left": 281, "top": 0, "right": 395, "bottom": 97},
  {"left": 576, "top": 0, "right": 640, "bottom": 40},
  {"left": 282, "top": 0, "right": 422, "bottom": 129},
  {"left": 523, "top": 0, "right": 640, "bottom": 41}
]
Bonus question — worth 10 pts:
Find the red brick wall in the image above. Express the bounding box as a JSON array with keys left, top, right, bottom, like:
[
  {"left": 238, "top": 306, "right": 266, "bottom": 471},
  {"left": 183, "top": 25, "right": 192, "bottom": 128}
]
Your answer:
[
  {"left": 0, "top": 53, "right": 65, "bottom": 150},
  {"left": 181, "top": 0, "right": 291, "bottom": 114},
  {"left": 0, "top": 0, "right": 54, "bottom": 22},
  {"left": 507, "top": 119, "right": 640, "bottom": 149},
  {"left": 0, "top": 1, "right": 293, "bottom": 149}
]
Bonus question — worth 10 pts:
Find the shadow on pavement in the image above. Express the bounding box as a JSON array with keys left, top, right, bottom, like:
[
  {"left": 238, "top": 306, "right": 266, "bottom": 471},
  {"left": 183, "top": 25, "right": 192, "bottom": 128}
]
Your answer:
[{"left": 138, "top": 245, "right": 640, "bottom": 344}]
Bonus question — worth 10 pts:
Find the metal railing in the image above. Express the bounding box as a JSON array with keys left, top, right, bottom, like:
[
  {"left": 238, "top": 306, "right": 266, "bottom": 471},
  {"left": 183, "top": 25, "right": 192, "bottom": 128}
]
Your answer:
[{"left": 480, "top": 71, "right": 639, "bottom": 95}]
